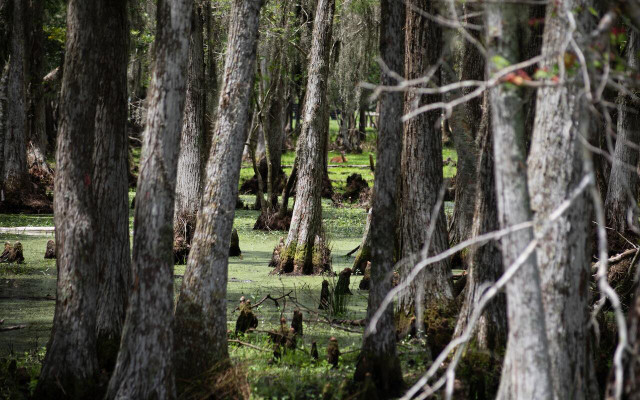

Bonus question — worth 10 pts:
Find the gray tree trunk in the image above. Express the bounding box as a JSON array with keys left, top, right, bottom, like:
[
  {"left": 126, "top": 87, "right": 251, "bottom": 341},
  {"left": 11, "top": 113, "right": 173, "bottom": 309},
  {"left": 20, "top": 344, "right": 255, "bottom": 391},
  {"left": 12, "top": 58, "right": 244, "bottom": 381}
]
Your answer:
[
  {"left": 527, "top": 3, "right": 598, "bottom": 398},
  {"left": 106, "top": 0, "right": 192, "bottom": 397},
  {"left": 93, "top": 0, "right": 131, "bottom": 372},
  {"left": 486, "top": 2, "right": 553, "bottom": 399},
  {"left": 605, "top": 30, "right": 640, "bottom": 234},
  {"left": 174, "top": 3, "right": 206, "bottom": 220},
  {"left": 35, "top": 0, "right": 102, "bottom": 397},
  {"left": 274, "top": 0, "right": 334, "bottom": 274},
  {"left": 397, "top": 0, "right": 452, "bottom": 315},
  {"left": 353, "top": 0, "right": 404, "bottom": 394},
  {"left": 3, "top": 0, "right": 29, "bottom": 200},
  {"left": 173, "top": 0, "right": 262, "bottom": 380},
  {"left": 454, "top": 94, "right": 507, "bottom": 351}
]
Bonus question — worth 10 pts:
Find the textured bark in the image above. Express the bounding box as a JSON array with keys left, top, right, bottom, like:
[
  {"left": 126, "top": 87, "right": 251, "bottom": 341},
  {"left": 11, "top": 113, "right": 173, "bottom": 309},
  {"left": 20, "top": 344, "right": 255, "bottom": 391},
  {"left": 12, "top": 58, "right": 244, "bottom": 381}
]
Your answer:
[
  {"left": 260, "top": 19, "right": 287, "bottom": 210},
  {"left": 448, "top": 15, "right": 483, "bottom": 247},
  {"left": 353, "top": 0, "right": 404, "bottom": 394},
  {"left": 454, "top": 94, "right": 507, "bottom": 351},
  {"left": 275, "top": 0, "right": 334, "bottom": 275},
  {"left": 486, "top": 3, "right": 553, "bottom": 399},
  {"left": 173, "top": 0, "right": 262, "bottom": 380},
  {"left": 25, "top": 0, "right": 51, "bottom": 183},
  {"left": 106, "top": 0, "right": 192, "bottom": 397},
  {"left": 174, "top": 3, "right": 206, "bottom": 219},
  {"left": 397, "top": 0, "right": 451, "bottom": 316},
  {"left": 527, "top": 3, "right": 598, "bottom": 398},
  {"left": 610, "top": 267, "right": 640, "bottom": 398},
  {"left": 93, "top": 0, "right": 131, "bottom": 372},
  {"left": 605, "top": 30, "right": 640, "bottom": 234},
  {"left": 0, "top": 0, "right": 10, "bottom": 68},
  {"left": 3, "top": 0, "right": 29, "bottom": 198},
  {"left": 35, "top": 0, "right": 102, "bottom": 397}
]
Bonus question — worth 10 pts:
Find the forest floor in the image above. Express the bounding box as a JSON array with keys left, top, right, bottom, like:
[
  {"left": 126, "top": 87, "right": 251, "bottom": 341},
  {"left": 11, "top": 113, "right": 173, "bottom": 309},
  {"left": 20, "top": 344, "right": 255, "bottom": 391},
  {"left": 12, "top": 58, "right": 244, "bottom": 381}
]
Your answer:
[{"left": 0, "top": 147, "right": 460, "bottom": 399}]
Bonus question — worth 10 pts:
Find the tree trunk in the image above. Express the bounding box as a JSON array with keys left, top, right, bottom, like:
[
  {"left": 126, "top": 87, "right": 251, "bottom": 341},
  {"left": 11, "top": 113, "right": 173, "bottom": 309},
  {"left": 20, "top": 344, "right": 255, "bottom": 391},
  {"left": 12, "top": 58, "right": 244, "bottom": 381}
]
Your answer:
[
  {"left": 486, "top": 2, "right": 553, "bottom": 399},
  {"left": 174, "top": 3, "right": 206, "bottom": 220},
  {"left": 106, "top": 0, "right": 192, "bottom": 397},
  {"left": 605, "top": 30, "right": 640, "bottom": 234},
  {"left": 397, "top": 0, "right": 451, "bottom": 317},
  {"left": 35, "top": 0, "right": 102, "bottom": 397},
  {"left": 25, "top": 0, "right": 51, "bottom": 184},
  {"left": 272, "top": 0, "right": 334, "bottom": 275},
  {"left": 448, "top": 6, "right": 484, "bottom": 249},
  {"left": 353, "top": 0, "right": 404, "bottom": 395},
  {"left": 92, "top": 0, "right": 131, "bottom": 372},
  {"left": 260, "top": 16, "right": 286, "bottom": 211},
  {"left": 2, "top": 0, "right": 29, "bottom": 203},
  {"left": 454, "top": 93, "right": 507, "bottom": 351},
  {"left": 173, "top": 0, "right": 262, "bottom": 381},
  {"left": 527, "top": 3, "right": 598, "bottom": 398}
]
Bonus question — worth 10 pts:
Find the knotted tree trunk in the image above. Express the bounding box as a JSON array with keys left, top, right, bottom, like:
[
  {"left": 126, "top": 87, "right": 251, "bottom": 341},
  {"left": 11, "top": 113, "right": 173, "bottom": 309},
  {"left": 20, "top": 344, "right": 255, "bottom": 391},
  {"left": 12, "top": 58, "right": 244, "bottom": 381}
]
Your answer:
[
  {"left": 173, "top": 0, "right": 262, "bottom": 381},
  {"left": 271, "top": 0, "right": 334, "bottom": 275},
  {"left": 106, "top": 0, "right": 192, "bottom": 397},
  {"left": 353, "top": 0, "right": 404, "bottom": 394}
]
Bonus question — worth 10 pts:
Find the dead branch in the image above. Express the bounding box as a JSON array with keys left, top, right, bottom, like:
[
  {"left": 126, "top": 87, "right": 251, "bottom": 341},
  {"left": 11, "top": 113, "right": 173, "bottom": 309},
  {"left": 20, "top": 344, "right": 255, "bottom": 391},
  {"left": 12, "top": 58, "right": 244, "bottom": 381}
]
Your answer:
[
  {"left": 0, "top": 325, "right": 26, "bottom": 332},
  {"left": 253, "top": 291, "right": 295, "bottom": 308},
  {"left": 591, "top": 248, "right": 638, "bottom": 274}
]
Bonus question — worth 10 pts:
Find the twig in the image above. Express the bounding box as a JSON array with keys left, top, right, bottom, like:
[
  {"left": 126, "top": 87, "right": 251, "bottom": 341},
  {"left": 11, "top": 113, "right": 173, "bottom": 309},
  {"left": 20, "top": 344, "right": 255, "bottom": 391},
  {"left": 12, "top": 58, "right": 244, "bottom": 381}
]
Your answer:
[
  {"left": 228, "top": 339, "right": 271, "bottom": 352},
  {"left": 253, "top": 291, "right": 295, "bottom": 308},
  {"left": 346, "top": 245, "right": 360, "bottom": 257}
]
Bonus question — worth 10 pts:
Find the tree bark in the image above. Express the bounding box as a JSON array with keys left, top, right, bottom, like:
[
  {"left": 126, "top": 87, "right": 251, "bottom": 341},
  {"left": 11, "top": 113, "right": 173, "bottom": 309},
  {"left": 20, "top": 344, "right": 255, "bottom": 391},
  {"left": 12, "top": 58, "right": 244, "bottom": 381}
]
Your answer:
[
  {"left": 35, "top": 0, "right": 102, "bottom": 397},
  {"left": 174, "top": 2, "right": 206, "bottom": 220},
  {"left": 260, "top": 12, "right": 287, "bottom": 210},
  {"left": 2, "top": 0, "right": 29, "bottom": 201},
  {"left": 173, "top": 0, "right": 262, "bottom": 380},
  {"left": 92, "top": 0, "right": 131, "bottom": 372},
  {"left": 106, "top": 0, "right": 192, "bottom": 397},
  {"left": 273, "top": 0, "right": 334, "bottom": 275},
  {"left": 605, "top": 30, "right": 640, "bottom": 234},
  {"left": 448, "top": 11, "right": 483, "bottom": 248},
  {"left": 527, "top": 3, "right": 599, "bottom": 398},
  {"left": 25, "top": 0, "right": 52, "bottom": 184},
  {"left": 353, "top": 0, "right": 404, "bottom": 395},
  {"left": 486, "top": 2, "right": 553, "bottom": 399},
  {"left": 397, "top": 0, "right": 452, "bottom": 315},
  {"left": 454, "top": 93, "right": 507, "bottom": 351}
]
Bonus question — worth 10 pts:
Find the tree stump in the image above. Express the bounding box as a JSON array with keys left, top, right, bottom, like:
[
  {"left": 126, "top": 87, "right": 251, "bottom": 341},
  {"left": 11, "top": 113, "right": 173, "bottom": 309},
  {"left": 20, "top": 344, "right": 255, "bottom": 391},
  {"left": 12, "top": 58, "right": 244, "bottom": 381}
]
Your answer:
[
  {"left": 335, "top": 268, "right": 353, "bottom": 295},
  {"left": 327, "top": 337, "right": 340, "bottom": 368},
  {"left": 359, "top": 262, "right": 371, "bottom": 290},
  {"left": 0, "top": 242, "right": 24, "bottom": 264},
  {"left": 44, "top": 240, "right": 56, "bottom": 259},
  {"left": 342, "top": 173, "right": 369, "bottom": 202},
  {"left": 311, "top": 341, "right": 319, "bottom": 360},
  {"left": 319, "top": 280, "right": 331, "bottom": 310},
  {"left": 291, "top": 309, "right": 303, "bottom": 336},
  {"left": 229, "top": 228, "right": 241, "bottom": 257},
  {"left": 235, "top": 299, "right": 258, "bottom": 334}
]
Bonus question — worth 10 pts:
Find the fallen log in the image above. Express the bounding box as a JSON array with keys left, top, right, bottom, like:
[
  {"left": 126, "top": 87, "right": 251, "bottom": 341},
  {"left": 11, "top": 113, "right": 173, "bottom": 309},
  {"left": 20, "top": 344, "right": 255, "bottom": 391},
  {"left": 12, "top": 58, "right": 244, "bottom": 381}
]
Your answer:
[{"left": 0, "top": 325, "right": 26, "bottom": 332}]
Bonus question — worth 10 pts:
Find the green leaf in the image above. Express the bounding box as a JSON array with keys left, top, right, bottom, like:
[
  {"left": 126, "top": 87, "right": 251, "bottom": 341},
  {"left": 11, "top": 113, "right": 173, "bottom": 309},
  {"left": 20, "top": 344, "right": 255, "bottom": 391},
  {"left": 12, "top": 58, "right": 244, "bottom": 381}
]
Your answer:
[
  {"left": 491, "top": 55, "right": 511, "bottom": 70},
  {"left": 588, "top": 6, "right": 598, "bottom": 17}
]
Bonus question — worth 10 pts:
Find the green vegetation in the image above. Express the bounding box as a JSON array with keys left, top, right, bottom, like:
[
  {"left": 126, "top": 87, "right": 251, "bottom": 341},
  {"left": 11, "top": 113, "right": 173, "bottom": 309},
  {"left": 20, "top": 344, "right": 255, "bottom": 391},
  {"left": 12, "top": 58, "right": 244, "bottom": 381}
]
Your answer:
[{"left": 0, "top": 146, "right": 457, "bottom": 398}]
